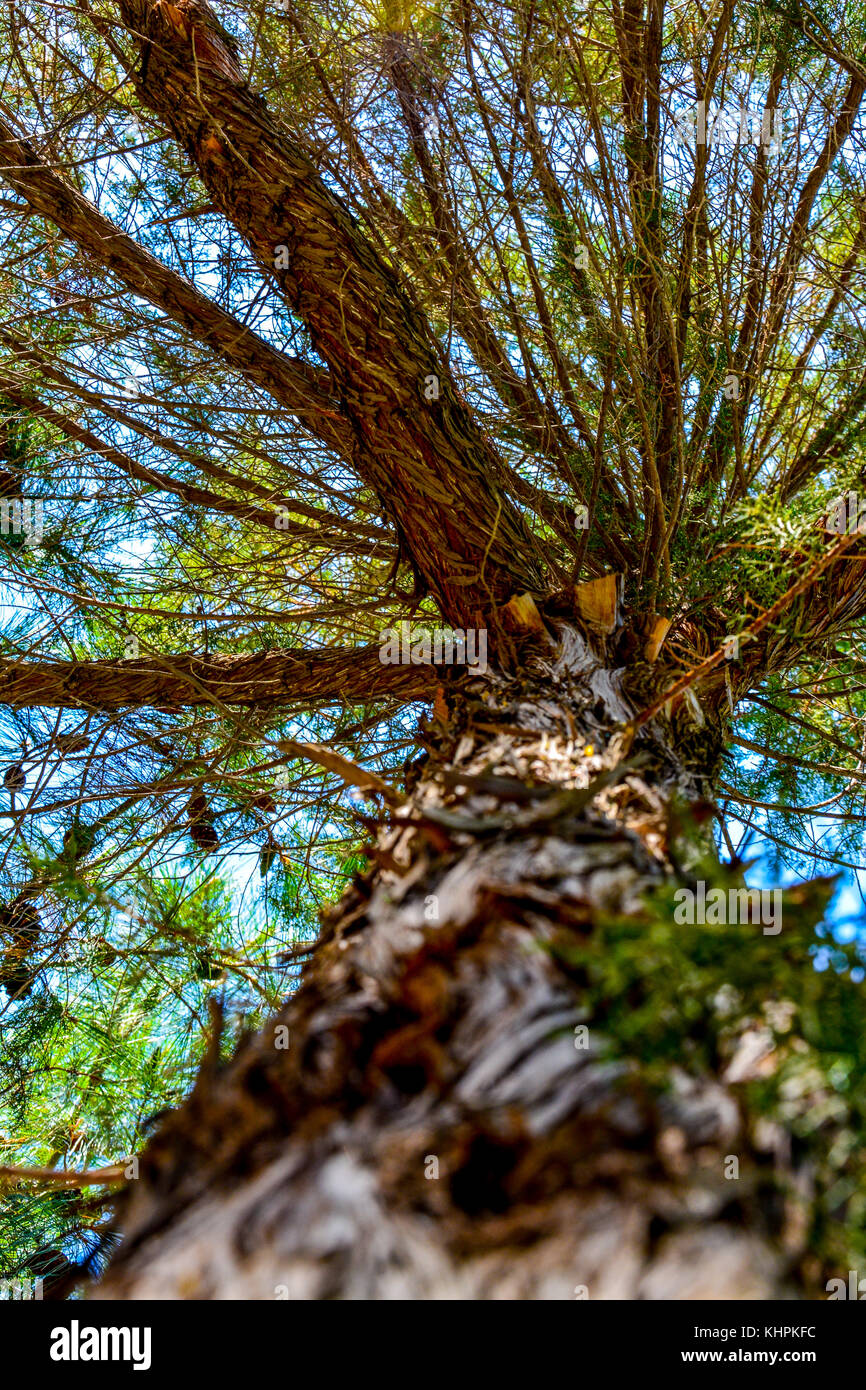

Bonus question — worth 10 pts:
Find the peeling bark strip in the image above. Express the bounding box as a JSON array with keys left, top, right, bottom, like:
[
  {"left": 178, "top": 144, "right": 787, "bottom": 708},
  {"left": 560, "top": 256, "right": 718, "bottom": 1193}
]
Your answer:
[
  {"left": 0, "top": 647, "right": 438, "bottom": 710},
  {"left": 113, "top": 0, "right": 546, "bottom": 630},
  {"left": 99, "top": 628, "right": 794, "bottom": 1300}
]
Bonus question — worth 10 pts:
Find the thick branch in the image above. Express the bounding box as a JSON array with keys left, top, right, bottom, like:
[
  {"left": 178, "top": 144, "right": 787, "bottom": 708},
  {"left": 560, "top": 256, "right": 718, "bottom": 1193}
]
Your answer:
[
  {"left": 0, "top": 647, "right": 438, "bottom": 711},
  {"left": 113, "top": 0, "right": 546, "bottom": 628},
  {"left": 0, "top": 110, "right": 354, "bottom": 462}
]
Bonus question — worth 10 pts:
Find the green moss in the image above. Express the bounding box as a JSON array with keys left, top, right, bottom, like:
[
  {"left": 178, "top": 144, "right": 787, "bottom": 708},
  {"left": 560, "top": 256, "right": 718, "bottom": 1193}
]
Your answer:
[{"left": 551, "top": 869, "right": 866, "bottom": 1269}]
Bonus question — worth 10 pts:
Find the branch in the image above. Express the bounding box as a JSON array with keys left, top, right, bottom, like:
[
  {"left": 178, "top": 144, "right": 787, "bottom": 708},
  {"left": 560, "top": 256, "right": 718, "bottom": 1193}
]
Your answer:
[
  {"left": 757, "top": 71, "right": 866, "bottom": 369},
  {"left": 728, "top": 738, "right": 866, "bottom": 789},
  {"left": 276, "top": 738, "right": 406, "bottom": 805},
  {"left": 0, "top": 647, "right": 440, "bottom": 711},
  {"left": 780, "top": 371, "right": 866, "bottom": 501},
  {"left": 0, "top": 380, "right": 384, "bottom": 554},
  {"left": 112, "top": 0, "right": 546, "bottom": 629},
  {"left": 0, "top": 330, "right": 384, "bottom": 543},
  {"left": 0, "top": 1163, "right": 127, "bottom": 1187},
  {"left": 633, "top": 530, "right": 866, "bottom": 730},
  {"left": 0, "top": 107, "right": 354, "bottom": 462}
]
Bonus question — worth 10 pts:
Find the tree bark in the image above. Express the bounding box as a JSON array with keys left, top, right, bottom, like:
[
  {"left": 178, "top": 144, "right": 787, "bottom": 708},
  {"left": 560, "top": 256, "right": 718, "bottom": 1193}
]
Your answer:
[
  {"left": 0, "top": 647, "right": 437, "bottom": 710},
  {"left": 112, "top": 0, "right": 547, "bottom": 630},
  {"left": 0, "top": 113, "right": 354, "bottom": 464},
  {"left": 97, "top": 625, "right": 799, "bottom": 1300}
]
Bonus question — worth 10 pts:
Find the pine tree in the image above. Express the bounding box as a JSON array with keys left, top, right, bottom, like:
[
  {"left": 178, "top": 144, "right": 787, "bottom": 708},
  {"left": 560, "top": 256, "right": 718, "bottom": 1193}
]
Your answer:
[{"left": 1, "top": 0, "right": 866, "bottom": 1298}]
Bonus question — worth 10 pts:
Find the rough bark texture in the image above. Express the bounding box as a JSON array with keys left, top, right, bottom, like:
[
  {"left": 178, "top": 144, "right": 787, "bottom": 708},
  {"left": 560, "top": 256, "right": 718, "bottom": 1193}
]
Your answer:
[
  {"left": 0, "top": 112, "right": 356, "bottom": 463},
  {"left": 0, "top": 646, "right": 438, "bottom": 710},
  {"left": 97, "top": 624, "right": 800, "bottom": 1300},
  {"left": 113, "top": 0, "right": 547, "bottom": 628}
]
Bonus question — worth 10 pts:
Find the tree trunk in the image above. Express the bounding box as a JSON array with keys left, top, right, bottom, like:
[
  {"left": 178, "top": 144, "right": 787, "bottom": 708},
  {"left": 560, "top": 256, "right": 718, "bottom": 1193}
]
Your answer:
[{"left": 97, "top": 624, "right": 799, "bottom": 1300}]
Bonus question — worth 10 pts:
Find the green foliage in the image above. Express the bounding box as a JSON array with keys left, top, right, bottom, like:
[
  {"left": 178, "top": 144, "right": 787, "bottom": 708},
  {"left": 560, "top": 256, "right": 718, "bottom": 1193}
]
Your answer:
[{"left": 2, "top": 0, "right": 866, "bottom": 1296}]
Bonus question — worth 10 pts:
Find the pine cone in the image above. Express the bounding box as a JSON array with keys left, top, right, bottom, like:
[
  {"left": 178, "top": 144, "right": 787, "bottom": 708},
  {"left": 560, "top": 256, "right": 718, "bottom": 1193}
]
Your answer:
[
  {"left": 0, "top": 955, "right": 33, "bottom": 997},
  {"left": 55, "top": 733, "right": 90, "bottom": 755},
  {"left": 3, "top": 762, "right": 25, "bottom": 792},
  {"left": 63, "top": 822, "right": 98, "bottom": 862},
  {"left": 0, "top": 896, "right": 41, "bottom": 947},
  {"left": 190, "top": 818, "right": 219, "bottom": 852}
]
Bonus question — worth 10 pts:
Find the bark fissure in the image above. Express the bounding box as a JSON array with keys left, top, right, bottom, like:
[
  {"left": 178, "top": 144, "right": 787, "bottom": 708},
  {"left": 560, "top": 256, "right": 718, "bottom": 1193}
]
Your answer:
[
  {"left": 112, "top": 0, "right": 547, "bottom": 630},
  {"left": 98, "top": 625, "right": 793, "bottom": 1300},
  {"left": 0, "top": 647, "right": 438, "bottom": 710}
]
